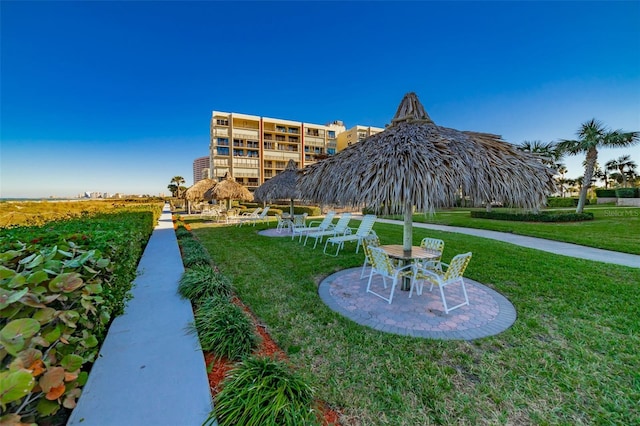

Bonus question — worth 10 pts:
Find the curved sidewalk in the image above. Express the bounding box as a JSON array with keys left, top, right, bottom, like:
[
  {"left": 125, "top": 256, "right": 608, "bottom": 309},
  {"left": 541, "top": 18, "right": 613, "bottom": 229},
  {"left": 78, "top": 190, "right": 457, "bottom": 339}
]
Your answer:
[{"left": 373, "top": 218, "right": 640, "bottom": 269}]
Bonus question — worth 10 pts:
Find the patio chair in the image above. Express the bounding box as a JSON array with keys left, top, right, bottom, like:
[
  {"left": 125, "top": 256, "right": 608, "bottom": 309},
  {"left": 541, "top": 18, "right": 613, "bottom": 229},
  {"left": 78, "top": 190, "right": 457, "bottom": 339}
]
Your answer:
[
  {"left": 410, "top": 252, "right": 472, "bottom": 314},
  {"left": 290, "top": 213, "right": 308, "bottom": 240},
  {"left": 360, "top": 231, "right": 380, "bottom": 279},
  {"left": 323, "top": 214, "right": 377, "bottom": 256},
  {"left": 295, "top": 211, "right": 337, "bottom": 242},
  {"left": 304, "top": 213, "right": 352, "bottom": 248},
  {"left": 417, "top": 237, "right": 445, "bottom": 271},
  {"left": 274, "top": 213, "right": 290, "bottom": 233},
  {"left": 365, "top": 246, "right": 414, "bottom": 304}
]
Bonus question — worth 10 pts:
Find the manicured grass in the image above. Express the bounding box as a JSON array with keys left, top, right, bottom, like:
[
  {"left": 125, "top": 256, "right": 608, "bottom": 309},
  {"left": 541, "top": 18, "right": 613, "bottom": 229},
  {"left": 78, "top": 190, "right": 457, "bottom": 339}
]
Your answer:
[
  {"left": 388, "top": 206, "right": 640, "bottom": 255},
  {"left": 188, "top": 218, "right": 640, "bottom": 426}
]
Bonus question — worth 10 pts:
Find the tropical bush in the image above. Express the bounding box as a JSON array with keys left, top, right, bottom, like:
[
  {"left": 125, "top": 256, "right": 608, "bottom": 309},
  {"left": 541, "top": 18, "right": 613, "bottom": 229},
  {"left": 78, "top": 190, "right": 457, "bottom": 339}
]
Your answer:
[
  {"left": 0, "top": 206, "right": 158, "bottom": 424},
  {"left": 178, "top": 265, "right": 233, "bottom": 306},
  {"left": 193, "top": 297, "right": 259, "bottom": 360},
  {"left": 470, "top": 210, "right": 594, "bottom": 222},
  {"left": 208, "top": 356, "right": 319, "bottom": 426},
  {"left": 546, "top": 197, "right": 590, "bottom": 208}
]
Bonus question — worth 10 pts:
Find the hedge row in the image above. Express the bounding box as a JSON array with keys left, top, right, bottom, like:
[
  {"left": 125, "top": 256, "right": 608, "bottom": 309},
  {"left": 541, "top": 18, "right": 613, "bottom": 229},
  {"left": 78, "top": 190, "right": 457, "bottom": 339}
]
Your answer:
[
  {"left": 595, "top": 188, "right": 640, "bottom": 198},
  {"left": 471, "top": 210, "right": 594, "bottom": 222},
  {"left": 0, "top": 204, "right": 161, "bottom": 424}
]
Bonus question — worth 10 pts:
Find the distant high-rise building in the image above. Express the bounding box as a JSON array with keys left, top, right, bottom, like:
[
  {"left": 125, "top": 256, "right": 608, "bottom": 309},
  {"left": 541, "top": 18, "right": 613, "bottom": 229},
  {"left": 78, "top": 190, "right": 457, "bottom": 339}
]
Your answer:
[
  {"left": 336, "top": 125, "right": 385, "bottom": 151},
  {"left": 209, "top": 111, "right": 378, "bottom": 191},
  {"left": 193, "top": 156, "right": 210, "bottom": 184}
]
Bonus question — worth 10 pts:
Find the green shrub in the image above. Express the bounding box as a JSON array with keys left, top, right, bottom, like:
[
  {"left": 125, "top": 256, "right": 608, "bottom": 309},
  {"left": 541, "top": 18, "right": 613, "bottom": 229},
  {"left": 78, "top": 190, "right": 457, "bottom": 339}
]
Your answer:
[
  {"left": 616, "top": 188, "right": 636, "bottom": 198},
  {"left": 178, "top": 265, "right": 233, "bottom": 305},
  {"left": 595, "top": 188, "right": 617, "bottom": 198},
  {"left": 194, "top": 298, "right": 259, "bottom": 360},
  {"left": 178, "top": 238, "right": 211, "bottom": 267},
  {"left": 209, "top": 356, "right": 319, "bottom": 426},
  {"left": 546, "top": 197, "right": 589, "bottom": 208},
  {"left": 470, "top": 210, "right": 594, "bottom": 222},
  {"left": 174, "top": 226, "right": 193, "bottom": 240}
]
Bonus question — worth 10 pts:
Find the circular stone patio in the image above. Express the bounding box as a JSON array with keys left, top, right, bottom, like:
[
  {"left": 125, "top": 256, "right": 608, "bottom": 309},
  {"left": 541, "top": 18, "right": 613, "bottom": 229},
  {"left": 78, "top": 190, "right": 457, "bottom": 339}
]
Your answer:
[{"left": 319, "top": 267, "right": 516, "bottom": 340}]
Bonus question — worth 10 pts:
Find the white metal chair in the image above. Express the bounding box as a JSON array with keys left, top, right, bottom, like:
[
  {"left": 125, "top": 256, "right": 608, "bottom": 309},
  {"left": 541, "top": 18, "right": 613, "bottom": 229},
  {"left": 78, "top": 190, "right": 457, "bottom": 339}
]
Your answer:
[
  {"left": 290, "top": 213, "right": 309, "bottom": 240},
  {"left": 417, "top": 237, "right": 445, "bottom": 271},
  {"left": 365, "top": 246, "right": 414, "bottom": 304},
  {"left": 304, "top": 213, "right": 352, "bottom": 248},
  {"left": 411, "top": 252, "right": 472, "bottom": 314},
  {"left": 360, "top": 231, "right": 380, "bottom": 279},
  {"left": 275, "top": 213, "right": 289, "bottom": 233},
  {"left": 324, "top": 214, "right": 377, "bottom": 256}
]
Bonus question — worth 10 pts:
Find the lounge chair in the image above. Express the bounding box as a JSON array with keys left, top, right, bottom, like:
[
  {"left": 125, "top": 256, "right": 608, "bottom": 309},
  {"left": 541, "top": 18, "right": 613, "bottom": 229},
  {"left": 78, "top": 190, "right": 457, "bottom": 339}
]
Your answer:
[
  {"left": 297, "top": 210, "right": 336, "bottom": 242},
  {"left": 304, "top": 213, "right": 352, "bottom": 248},
  {"left": 323, "top": 214, "right": 377, "bottom": 256},
  {"left": 236, "top": 207, "right": 262, "bottom": 227}
]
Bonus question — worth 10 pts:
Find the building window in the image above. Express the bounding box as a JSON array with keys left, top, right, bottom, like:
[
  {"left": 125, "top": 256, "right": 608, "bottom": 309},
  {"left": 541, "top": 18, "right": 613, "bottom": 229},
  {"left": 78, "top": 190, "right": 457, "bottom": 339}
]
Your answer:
[
  {"left": 217, "top": 138, "right": 229, "bottom": 146},
  {"left": 328, "top": 131, "right": 336, "bottom": 138},
  {"left": 217, "top": 147, "right": 229, "bottom": 156},
  {"left": 216, "top": 119, "right": 229, "bottom": 126},
  {"left": 289, "top": 136, "right": 299, "bottom": 143},
  {"left": 233, "top": 149, "right": 244, "bottom": 157},
  {"left": 264, "top": 141, "right": 274, "bottom": 150},
  {"left": 276, "top": 126, "right": 286, "bottom": 133},
  {"left": 327, "top": 148, "right": 336, "bottom": 155}
]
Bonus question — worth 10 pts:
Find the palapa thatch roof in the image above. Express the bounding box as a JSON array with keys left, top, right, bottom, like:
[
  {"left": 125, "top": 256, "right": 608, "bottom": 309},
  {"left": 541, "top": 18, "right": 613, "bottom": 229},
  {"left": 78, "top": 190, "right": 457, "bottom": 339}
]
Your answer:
[
  {"left": 212, "top": 172, "right": 253, "bottom": 202},
  {"left": 254, "top": 159, "right": 300, "bottom": 202},
  {"left": 299, "top": 92, "right": 555, "bottom": 213},
  {"left": 298, "top": 92, "right": 556, "bottom": 250},
  {"left": 184, "top": 178, "right": 218, "bottom": 202}
]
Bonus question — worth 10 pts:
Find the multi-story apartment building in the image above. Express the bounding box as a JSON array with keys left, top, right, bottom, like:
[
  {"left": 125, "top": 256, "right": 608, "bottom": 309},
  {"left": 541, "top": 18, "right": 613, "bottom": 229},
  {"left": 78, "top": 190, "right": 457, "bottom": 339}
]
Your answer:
[
  {"left": 336, "top": 125, "right": 385, "bottom": 151},
  {"left": 192, "top": 156, "right": 210, "bottom": 183},
  {"left": 209, "top": 111, "right": 347, "bottom": 190}
]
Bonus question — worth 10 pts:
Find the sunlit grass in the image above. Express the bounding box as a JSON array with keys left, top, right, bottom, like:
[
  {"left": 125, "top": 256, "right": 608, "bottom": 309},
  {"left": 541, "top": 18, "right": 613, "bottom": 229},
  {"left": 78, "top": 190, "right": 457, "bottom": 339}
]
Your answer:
[{"left": 188, "top": 217, "right": 640, "bottom": 426}]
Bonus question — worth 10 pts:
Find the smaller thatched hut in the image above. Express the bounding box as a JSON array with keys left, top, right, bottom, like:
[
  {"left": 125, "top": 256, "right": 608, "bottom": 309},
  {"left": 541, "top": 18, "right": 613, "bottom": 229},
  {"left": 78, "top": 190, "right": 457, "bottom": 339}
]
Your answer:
[
  {"left": 184, "top": 178, "right": 218, "bottom": 213},
  {"left": 253, "top": 159, "right": 300, "bottom": 216},
  {"left": 212, "top": 172, "right": 253, "bottom": 210}
]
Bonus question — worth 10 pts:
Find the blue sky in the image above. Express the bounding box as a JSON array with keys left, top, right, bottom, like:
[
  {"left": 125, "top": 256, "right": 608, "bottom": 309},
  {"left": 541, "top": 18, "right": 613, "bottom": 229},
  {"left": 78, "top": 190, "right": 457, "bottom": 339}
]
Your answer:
[{"left": 2, "top": 1, "right": 639, "bottom": 198}]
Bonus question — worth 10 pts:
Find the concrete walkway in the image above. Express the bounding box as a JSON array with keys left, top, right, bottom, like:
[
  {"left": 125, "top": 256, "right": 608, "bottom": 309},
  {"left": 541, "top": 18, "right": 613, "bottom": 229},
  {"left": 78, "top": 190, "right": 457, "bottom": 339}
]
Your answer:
[
  {"left": 68, "top": 205, "right": 212, "bottom": 426},
  {"left": 374, "top": 218, "right": 640, "bottom": 269}
]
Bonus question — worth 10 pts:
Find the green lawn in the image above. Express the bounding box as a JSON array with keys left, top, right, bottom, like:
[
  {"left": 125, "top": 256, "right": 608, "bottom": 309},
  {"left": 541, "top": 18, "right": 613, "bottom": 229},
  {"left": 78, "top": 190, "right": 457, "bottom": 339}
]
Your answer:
[
  {"left": 384, "top": 206, "right": 640, "bottom": 255},
  {"left": 188, "top": 217, "right": 640, "bottom": 426}
]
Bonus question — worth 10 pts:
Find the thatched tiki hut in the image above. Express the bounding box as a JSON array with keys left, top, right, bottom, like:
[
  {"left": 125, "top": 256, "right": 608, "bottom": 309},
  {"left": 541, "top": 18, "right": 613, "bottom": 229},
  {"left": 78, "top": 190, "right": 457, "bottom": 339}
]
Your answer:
[
  {"left": 253, "top": 159, "right": 300, "bottom": 216},
  {"left": 298, "top": 92, "right": 556, "bottom": 251},
  {"left": 184, "top": 178, "right": 218, "bottom": 214},
  {"left": 212, "top": 172, "right": 254, "bottom": 210}
]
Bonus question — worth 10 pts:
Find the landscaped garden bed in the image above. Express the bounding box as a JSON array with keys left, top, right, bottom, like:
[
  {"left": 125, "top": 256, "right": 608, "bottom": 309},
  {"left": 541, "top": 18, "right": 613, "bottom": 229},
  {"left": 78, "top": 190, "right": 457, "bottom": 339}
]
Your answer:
[{"left": 173, "top": 217, "right": 339, "bottom": 425}]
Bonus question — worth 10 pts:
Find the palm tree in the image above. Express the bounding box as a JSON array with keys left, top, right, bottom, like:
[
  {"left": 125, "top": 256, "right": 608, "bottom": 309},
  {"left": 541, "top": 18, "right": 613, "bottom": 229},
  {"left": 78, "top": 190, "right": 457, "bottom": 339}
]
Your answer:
[
  {"left": 556, "top": 164, "right": 568, "bottom": 197},
  {"left": 556, "top": 119, "right": 639, "bottom": 213},
  {"left": 170, "top": 176, "right": 186, "bottom": 198},
  {"left": 605, "top": 155, "right": 638, "bottom": 188},
  {"left": 517, "top": 140, "right": 560, "bottom": 168}
]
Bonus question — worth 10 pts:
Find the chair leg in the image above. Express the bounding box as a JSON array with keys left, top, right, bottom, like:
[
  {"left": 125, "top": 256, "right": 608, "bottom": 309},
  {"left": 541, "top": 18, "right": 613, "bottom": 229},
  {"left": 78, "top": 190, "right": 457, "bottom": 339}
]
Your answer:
[
  {"left": 439, "top": 278, "right": 469, "bottom": 314},
  {"left": 360, "top": 258, "right": 369, "bottom": 279}
]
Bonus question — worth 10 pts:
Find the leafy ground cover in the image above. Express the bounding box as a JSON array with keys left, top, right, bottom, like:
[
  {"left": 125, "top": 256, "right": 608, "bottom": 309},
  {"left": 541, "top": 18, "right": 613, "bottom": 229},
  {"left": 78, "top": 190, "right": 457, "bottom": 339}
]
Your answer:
[
  {"left": 387, "top": 206, "right": 640, "bottom": 255},
  {"left": 187, "top": 217, "right": 640, "bottom": 426},
  {"left": 0, "top": 202, "right": 162, "bottom": 424}
]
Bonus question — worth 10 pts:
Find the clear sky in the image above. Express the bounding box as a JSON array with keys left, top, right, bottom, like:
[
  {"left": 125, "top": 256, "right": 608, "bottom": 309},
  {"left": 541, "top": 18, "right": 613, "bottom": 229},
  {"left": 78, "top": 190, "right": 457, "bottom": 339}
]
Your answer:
[{"left": 2, "top": 1, "right": 639, "bottom": 198}]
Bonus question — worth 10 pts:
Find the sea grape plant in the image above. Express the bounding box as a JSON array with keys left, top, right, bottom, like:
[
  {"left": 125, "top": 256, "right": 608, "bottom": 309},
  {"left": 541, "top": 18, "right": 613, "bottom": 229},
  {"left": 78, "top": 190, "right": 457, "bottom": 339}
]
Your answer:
[{"left": 0, "top": 238, "right": 115, "bottom": 423}]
